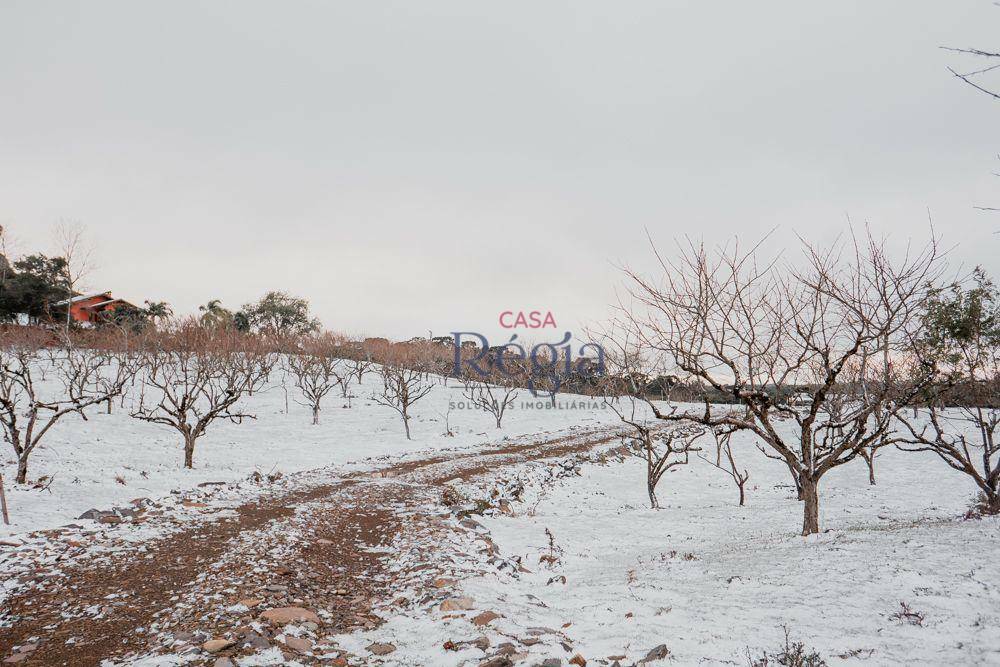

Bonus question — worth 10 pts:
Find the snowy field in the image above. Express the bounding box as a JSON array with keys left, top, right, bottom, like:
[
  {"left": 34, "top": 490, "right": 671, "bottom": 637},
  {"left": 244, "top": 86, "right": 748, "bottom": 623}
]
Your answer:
[
  {"left": 4, "top": 361, "right": 1000, "bottom": 666},
  {"left": 0, "top": 367, "right": 619, "bottom": 536},
  {"left": 346, "top": 436, "right": 1000, "bottom": 666}
]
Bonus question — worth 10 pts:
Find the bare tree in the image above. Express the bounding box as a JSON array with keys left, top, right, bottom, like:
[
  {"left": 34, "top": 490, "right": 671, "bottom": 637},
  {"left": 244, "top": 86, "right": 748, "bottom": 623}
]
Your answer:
[
  {"left": 0, "top": 328, "right": 132, "bottom": 483},
  {"left": 333, "top": 364, "right": 354, "bottom": 406},
  {"left": 438, "top": 403, "right": 455, "bottom": 437},
  {"left": 0, "top": 472, "right": 9, "bottom": 524},
  {"left": 611, "top": 392, "right": 703, "bottom": 509},
  {"left": 373, "top": 355, "right": 434, "bottom": 440},
  {"left": 53, "top": 221, "right": 94, "bottom": 332},
  {"left": 284, "top": 334, "right": 341, "bottom": 424},
  {"left": 943, "top": 45, "right": 1000, "bottom": 102},
  {"left": 51, "top": 330, "right": 140, "bottom": 418},
  {"left": 349, "top": 355, "right": 374, "bottom": 385},
  {"left": 598, "top": 317, "right": 702, "bottom": 509},
  {"left": 461, "top": 373, "right": 519, "bottom": 428},
  {"left": 620, "top": 231, "right": 941, "bottom": 534},
  {"left": 131, "top": 321, "right": 274, "bottom": 468},
  {"left": 900, "top": 405, "right": 1000, "bottom": 513},
  {"left": 699, "top": 426, "right": 750, "bottom": 506},
  {"left": 0, "top": 225, "right": 17, "bottom": 285},
  {"left": 851, "top": 337, "right": 900, "bottom": 485},
  {"left": 941, "top": 14, "right": 1000, "bottom": 214}
]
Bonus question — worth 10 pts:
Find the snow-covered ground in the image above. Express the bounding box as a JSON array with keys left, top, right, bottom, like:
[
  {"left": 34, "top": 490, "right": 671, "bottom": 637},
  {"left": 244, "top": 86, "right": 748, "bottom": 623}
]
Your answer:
[
  {"left": 0, "top": 367, "right": 618, "bottom": 536},
  {"left": 347, "top": 435, "right": 1000, "bottom": 666},
  {"left": 5, "top": 360, "right": 1000, "bottom": 666}
]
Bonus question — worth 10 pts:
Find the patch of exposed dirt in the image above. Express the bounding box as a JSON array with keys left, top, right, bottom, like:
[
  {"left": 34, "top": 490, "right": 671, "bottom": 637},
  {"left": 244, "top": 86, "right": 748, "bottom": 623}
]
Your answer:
[{"left": 0, "top": 426, "right": 623, "bottom": 666}]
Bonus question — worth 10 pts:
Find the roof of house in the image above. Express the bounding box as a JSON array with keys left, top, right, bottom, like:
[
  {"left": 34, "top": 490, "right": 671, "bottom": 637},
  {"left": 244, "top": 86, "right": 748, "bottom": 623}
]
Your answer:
[
  {"left": 52, "top": 292, "right": 113, "bottom": 307},
  {"left": 85, "top": 298, "right": 130, "bottom": 309}
]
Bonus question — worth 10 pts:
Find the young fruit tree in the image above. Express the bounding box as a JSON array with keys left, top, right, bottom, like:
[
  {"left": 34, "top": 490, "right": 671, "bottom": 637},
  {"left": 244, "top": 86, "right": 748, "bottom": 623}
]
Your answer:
[
  {"left": 461, "top": 373, "right": 519, "bottom": 428},
  {"left": 348, "top": 355, "right": 374, "bottom": 385},
  {"left": 598, "top": 328, "right": 704, "bottom": 508},
  {"left": 373, "top": 355, "right": 434, "bottom": 440},
  {"left": 620, "top": 412, "right": 704, "bottom": 510},
  {"left": 284, "top": 334, "right": 342, "bottom": 424},
  {"left": 620, "top": 232, "right": 941, "bottom": 534},
  {"left": 851, "top": 341, "right": 899, "bottom": 486},
  {"left": 699, "top": 426, "right": 750, "bottom": 506},
  {"left": 0, "top": 328, "right": 132, "bottom": 483},
  {"left": 131, "top": 322, "right": 274, "bottom": 468},
  {"left": 58, "top": 330, "right": 138, "bottom": 418},
  {"left": 897, "top": 268, "right": 1000, "bottom": 513}
]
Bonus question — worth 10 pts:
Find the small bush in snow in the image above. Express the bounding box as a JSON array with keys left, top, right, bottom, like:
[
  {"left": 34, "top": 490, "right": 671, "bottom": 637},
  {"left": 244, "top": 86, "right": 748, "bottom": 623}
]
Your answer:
[
  {"left": 539, "top": 527, "right": 563, "bottom": 568},
  {"left": 889, "top": 601, "right": 926, "bottom": 626},
  {"left": 746, "top": 628, "right": 827, "bottom": 667}
]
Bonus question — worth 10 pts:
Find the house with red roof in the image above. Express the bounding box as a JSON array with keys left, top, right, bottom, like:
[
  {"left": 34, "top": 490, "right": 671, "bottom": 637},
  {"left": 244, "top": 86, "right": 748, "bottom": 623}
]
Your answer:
[{"left": 52, "top": 292, "right": 139, "bottom": 326}]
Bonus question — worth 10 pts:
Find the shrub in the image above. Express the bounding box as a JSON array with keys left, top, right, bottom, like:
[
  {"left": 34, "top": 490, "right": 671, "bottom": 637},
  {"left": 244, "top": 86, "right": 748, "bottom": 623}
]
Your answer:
[{"left": 747, "top": 628, "right": 827, "bottom": 667}]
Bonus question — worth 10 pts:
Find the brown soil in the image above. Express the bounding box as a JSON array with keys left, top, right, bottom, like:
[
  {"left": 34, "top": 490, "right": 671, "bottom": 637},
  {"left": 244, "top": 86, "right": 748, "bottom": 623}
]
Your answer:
[{"left": 0, "top": 427, "right": 622, "bottom": 666}]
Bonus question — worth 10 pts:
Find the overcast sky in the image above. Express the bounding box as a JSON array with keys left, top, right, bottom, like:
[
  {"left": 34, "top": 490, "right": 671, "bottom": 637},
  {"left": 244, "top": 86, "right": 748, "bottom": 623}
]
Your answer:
[{"left": 1, "top": 1, "right": 997, "bottom": 342}]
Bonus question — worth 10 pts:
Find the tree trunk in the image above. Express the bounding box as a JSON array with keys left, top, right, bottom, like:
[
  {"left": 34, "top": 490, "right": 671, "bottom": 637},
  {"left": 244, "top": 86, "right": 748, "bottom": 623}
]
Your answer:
[
  {"left": 403, "top": 416, "right": 411, "bottom": 440},
  {"left": 786, "top": 463, "right": 803, "bottom": 500},
  {"left": 801, "top": 477, "right": 820, "bottom": 535},
  {"left": 107, "top": 398, "right": 113, "bottom": 415},
  {"left": 737, "top": 481, "right": 746, "bottom": 506},
  {"left": 647, "top": 478, "right": 659, "bottom": 509},
  {"left": 16, "top": 455, "right": 28, "bottom": 485},
  {"left": 984, "top": 487, "right": 1000, "bottom": 514},
  {"left": 0, "top": 473, "right": 9, "bottom": 524},
  {"left": 183, "top": 434, "right": 196, "bottom": 469},
  {"left": 312, "top": 405, "right": 320, "bottom": 425},
  {"left": 865, "top": 452, "right": 876, "bottom": 485}
]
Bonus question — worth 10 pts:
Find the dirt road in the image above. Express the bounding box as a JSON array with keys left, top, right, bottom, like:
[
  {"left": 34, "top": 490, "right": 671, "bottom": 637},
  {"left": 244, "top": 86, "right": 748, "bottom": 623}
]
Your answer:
[{"left": 0, "top": 427, "right": 623, "bottom": 666}]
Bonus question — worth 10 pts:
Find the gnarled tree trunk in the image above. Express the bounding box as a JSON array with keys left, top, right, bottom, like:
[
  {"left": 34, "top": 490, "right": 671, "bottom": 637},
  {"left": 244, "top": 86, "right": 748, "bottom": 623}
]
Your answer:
[
  {"left": 183, "top": 433, "right": 197, "bottom": 469},
  {"left": 801, "top": 476, "right": 820, "bottom": 535},
  {"left": 16, "top": 455, "right": 29, "bottom": 485}
]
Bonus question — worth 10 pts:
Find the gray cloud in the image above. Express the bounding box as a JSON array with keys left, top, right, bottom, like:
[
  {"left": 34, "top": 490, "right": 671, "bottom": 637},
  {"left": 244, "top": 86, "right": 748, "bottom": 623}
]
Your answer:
[{"left": 1, "top": 0, "right": 996, "bottom": 342}]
